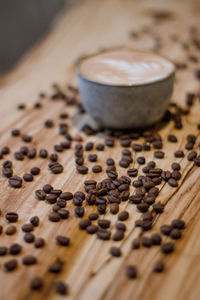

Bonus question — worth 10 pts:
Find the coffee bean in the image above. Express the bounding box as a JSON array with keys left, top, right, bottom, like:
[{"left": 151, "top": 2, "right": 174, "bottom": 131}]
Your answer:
[
  {"left": 132, "top": 144, "right": 142, "bottom": 152},
  {"left": 113, "top": 230, "right": 124, "bottom": 241},
  {"left": 48, "top": 212, "right": 61, "bottom": 222},
  {"left": 79, "top": 219, "right": 91, "bottom": 229},
  {"left": 4, "top": 259, "right": 18, "bottom": 271},
  {"left": 50, "top": 162, "right": 63, "bottom": 174},
  {"left": 22, "top": 255, "right": 37, "bottom": 265},
  {"left": 23, "top": 173, "right": 34, "bottom": 182},
  {"left": 14, "top": 151, "right": 24, "bottom": 161},
  {"left": 137, "top": 203, "right": 149, "bottom": 213},
  {"left": 20, "top": 146, "right": 29, "bottom": 155},
  {"left": 185, "top": 142, "right": 194, "bottom": 150},
  {"left": 30, "top": 216, "right": 39, "bottom": 227},
  {"left": 154, "top": 151, "right": 164, "bottom": 159},
  {"left": 45, "top": 119, "right": 54, "bottom": 128},
  {"left": 141, "top": 220, "right": 152, "bottom": 231},
  {"left": 30, "top": 277, "right": 43, "bottom": 290},
  {"left": 97, "top": 229, "right": 111, "bottom": 240},
  {"left": 119, "top": 159, "right": 130, "bottom": 168},
  {"left": 96, "top": 143, "right": 104, "bottom": 151},
  {"left": 6, "top": 212, "right": 18, "bottom": 222},
  {"left": 153, "top": 261, "right": 164, "bottom": 272},
  {"left": 60, "top": 192, "right": 73, "bottom": 200},
  {"left": 46, "top": 194, "right": 57, "bottom": 204},
  {"left": 1, "top": 146, "right": 10, "bottom": 155},
  {"left": 76, "top": 166, "right": 88, "bottom": 174},
  {"left": 116, "top": 223, "right": 126, "bottom": 231},
  {"left": 152, "top": 203, "right": 164, "bottom": 214},
  {"left": 39, "top": 149, "right": 48, "bottom": 158},
  {"left": 141, "top": 236, "right": 152, "bottom": 247},
  {"left": 9, "top": 244, "right": 22, "bottom": 255},
  {"left": 2, "top": 167, "right": 13, "bottom": 178},
  {"left": 24, "top": 233, "right": 35, "bottom": 243},
  {"left": 92, "top": 165, "right": 102, "bottom": 173},
  {"left": 35, "top": 189, "right": 46, "bottom": 200},
  {"left": 168, "top": 178, "right": 178, "bottom": 187},
  {"left": 187, "top": 151, "right": 197, "bottom": 161},
  {"left": 171, "top": 170, "right": 181, "bottom": 180},
  {"left": 58, "top": 209, "right": 69, "bottom": 219},
  {"left": 118, "top": 211, "right": 129, "bottom": 221},
  {"left": 22, "top": 224, "right": 34, "bottom": 232},
  {"left": 151, "top": 233, "right": 162, "bottom": 245},
  {"left": 98, "top": 219, "right": 111, "bottom": 229},
  {"left": 88, "top": 213, "right": 99, "bottom": 221},
  {"left": 171, "top": 162, "right": 180, "bottom": 171},
  {"left": 11, "top": 129, "right": 21, "bottom": 137},
  {"left": 0, "top": 225, "right": 3, "bottom": 235},
  {"left": 34, "top": 238, "right": 45, "bottom": 248},
  {"left": 50, "top": 153, "right": 58, "bottom": 162},
  {"left": 174, "top": 150, "right": 184, "bottom": 158},
  {"left": 110, "top": 247, "right": 121, "bottom": 257},
  {"left": 106, "top": 158, "right": 115, "bottom": 166},
  {"left": 0, "top": 246, "right": 7, "bottom": 256},
  {"left": 161, "top": 170, "right": 171, "bottom": 181},
  {"left": 161, "top": 242, "right": 174, "bottom": 254},
  {"left": 86, "top": 225, "right": 98, "bottom": 234},
  {"left": 55, "top": 282, "right": 68, "bottom": 295},
  {"left": 48, "top": 259, "right": 63, "bottom": 273},
  {"left": 137, "top": 156, "right": 146, "bottom": 165},
  {"left": 6, "top": 225, "right": 16, "bottom": 235},
  {"left": 160, "top": 225, "right": 172, "bottom": 235},
  {"left": 168, "top": 134, "right": 177, "bottom": 143},
  {"left": 171, "top": 219, "right": 185, "bottom": 229},
  {"left": 56, "top": 236, "right": 70, "bottom": 246},
  {"left": 132, "top": 238, "right": 140, "bottom": 249},
  {"left": 30, "top": 167, "right": 40, "bottom": 175},
  {"left": 9, "top": 176, "right": 22, "bottom": 188},
  {"left": 170, "top": 228, "right": 182, "bottom": 239},
  {"left": 110, "top": 203, "right": 119, "bottom": 214},
  {"left": 125, "top": 265, "right": 137, "bottom": 279},
  {"left": 22, "top": 135, "right": 32, "bottom": 143}
]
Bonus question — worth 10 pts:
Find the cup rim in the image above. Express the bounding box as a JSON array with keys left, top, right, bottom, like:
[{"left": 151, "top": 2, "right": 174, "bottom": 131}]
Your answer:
[{"left": 76, "top": 47, "right": 176, "bottom": 88}]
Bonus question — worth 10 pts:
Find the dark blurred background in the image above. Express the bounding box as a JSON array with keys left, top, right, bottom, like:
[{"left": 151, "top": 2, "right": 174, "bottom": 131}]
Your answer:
[{"left": 0, "top": 0, "right": 67, "bottom": 75}]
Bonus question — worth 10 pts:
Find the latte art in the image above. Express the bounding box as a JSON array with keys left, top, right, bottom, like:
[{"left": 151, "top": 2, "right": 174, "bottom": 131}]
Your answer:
[{"left": 79, "top": 49, "right": 175, "bottom": 85}]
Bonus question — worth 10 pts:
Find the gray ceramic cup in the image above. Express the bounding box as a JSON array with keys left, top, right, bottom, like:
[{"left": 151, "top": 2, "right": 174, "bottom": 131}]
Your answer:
[{"left": 77, "top": 52, "right": 175, "bottom": 129}]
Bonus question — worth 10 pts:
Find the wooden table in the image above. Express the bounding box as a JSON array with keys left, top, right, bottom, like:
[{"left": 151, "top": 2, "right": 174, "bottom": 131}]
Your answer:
[{"left": 0, "top": 0, "right": 200, "bottom": 299}]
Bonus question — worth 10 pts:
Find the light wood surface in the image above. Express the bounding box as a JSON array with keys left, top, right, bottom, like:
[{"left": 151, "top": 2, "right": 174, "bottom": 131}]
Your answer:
[{"left": 0, "top": 0, "right": 200, "bottom": 299}]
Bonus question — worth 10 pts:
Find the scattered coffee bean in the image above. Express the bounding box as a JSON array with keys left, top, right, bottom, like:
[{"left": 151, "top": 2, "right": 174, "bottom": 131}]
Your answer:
[
  {"left": 97, "top": 229, "right": 111, "bottom": 240},
  {"left": 9, "top": 244, "right": 22, "bottom": 255},
  {"left": 55, "top": 282, "right": 68, "bottom": 295},
  {"left": 6, "top": 212, "right": 18, "bottom": 222},
  {"left": 35, "top": 189, "right": 46, "bottom": 200},
  {"left": 30, "top": 216, "right": 39, "bottom": 227},
  {"left": 88, "top": 213, "right": 99, "bottom": 221},
  {"left": 153, "top": 261, "right": 164, "bottom": 272},
  {"left": 170, "top": 228, "right": 182, "bottom": 239},
  {"left": 56, "top": 236, "right": 70, "bottom": 246},
  {"left": 168, "top": 178, "right": 178, "bottom": 187},
  {"left": 9, "top": 176, "right": 22, "bottom": 188},
  {"left": 112, "top": 230, "right": 124, "bottom": 241},
  {"left": 92, "top": 165, "right": 102, "bottom": 173},
  {"left": 30, "top": 277, "right": 43, "bottom": 290},
  {"left": 118, "top": 211, "right": 129, "bottom": 221},
  {"left": 141, "top": 236, "right": 152, "bottom": 247},
  {"left": 39, "top": 149, "right": 48, "bottom": 158},
  {"left": 174, "top": 150, "right": 184, "bottom": 158},
  {"left": 132, "top": 238, "right": 140, "bottom": 249},
  {"left": 24, "top": 233, "right": 35, "bottom": 243},
  {"left": 110, "top": 247, "right": 121, "bottom": 257},
  {"left": 171, "top": 219, "right": 185, "bottom": 229},
  {"left": 160, "top": 225, "right": 172, "bottom": 235},
  {"left": 22, "top": 255, "right": 37, "bottom": 265},
  {"left": 4, "top": 259, "right": 18, "bottom": 271},
  {"left": 0, "top": 246, "right": 7, "bottom": 256},
  {"left": 161, "top": 242, "right": 174, "bottom": 254},
  {"left": 168, "top": 134, "right": 177, "bottom": 143},
  {"left": 23, "top": 173, "right": 34, "bottom": 182},
  {"left": 22, "top": 223, "right": 34, "bottom": 232},
  {"left": 34, "top": 238, "right": 45, "bottom": 248},
  {"left": 30, "top": 167, "right": 40, "bottom": 175},
  {"left": 151, "top": 233, "right": 162, "bottom": 245},
  {"left": 86, "top": 225, "right": 98, "bottom": 234},
  {"left": 125, "top": 265, "right": 137, "bottom": 279}
]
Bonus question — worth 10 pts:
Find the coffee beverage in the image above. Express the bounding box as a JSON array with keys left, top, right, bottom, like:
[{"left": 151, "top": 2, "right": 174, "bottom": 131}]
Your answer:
[{"left": 79, "top": 49, "right": 175, "bottom": 85}]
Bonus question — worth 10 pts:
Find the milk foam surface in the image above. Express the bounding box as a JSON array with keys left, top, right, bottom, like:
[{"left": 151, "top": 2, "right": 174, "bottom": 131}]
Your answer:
[{"left": 80, "top": 49, "right": 175, "bottom": 85}]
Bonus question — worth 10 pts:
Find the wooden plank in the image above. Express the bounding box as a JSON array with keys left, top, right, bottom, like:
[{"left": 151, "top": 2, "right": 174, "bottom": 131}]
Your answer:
[{"left": 0, "top": 0, "right": 199, "bottom": 299}]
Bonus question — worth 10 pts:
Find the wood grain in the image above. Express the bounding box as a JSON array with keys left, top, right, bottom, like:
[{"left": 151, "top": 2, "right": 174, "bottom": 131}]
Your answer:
[{"left": 0, "top": 0, "right": 200, "bottom": 299}]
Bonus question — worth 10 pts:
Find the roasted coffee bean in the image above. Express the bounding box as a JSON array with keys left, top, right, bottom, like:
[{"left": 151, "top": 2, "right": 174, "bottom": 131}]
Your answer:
[
  {"left": 84, "top": 142, "right": 94, "bottom": 151},
  {"left": 1, "top": 146, "right": 10, "bottom": 155},
  {"left": 107, "top": 171, "right": 118, "bottom": 180},
  {"left": 34, "top": 237, "right": 45, "bottom": 248},
  {"left": 79, "top": 219, "right": 91, "bottom": 229},
  {"left": 50, "top": 153, "right": 58, "bottom": 162},
  {"left": 174, "top": 150, "right": 184, "bottom": 158},
  {"left": 6, "top": 212, "right": 18, "bottom": 223},
  {"left": 168, "top": 178, "right": 178, "bottom": 187},
  {"left": 161, "top": 242, "right": 174, "bottom": 254},
  {"left": 48, "top": 212, "right": 61, "bottom": 222},
  {"left": 4, "top": 259, "right": 18, "bottom": 271},
  {"left": 161, "top": 170, "right": 171, "bottom": 181},
  {"left": 153, "top": 261, "right": 164, "bottom": 272},
  {"left": 6, "top": 225, "right": 16, "bottom": 235},
  {"left": 27, "top": 148, "right": 37, "bottom": 159},
  {"left": 2, "top": 168, "right": 13, "bottom": 178},
  {"left": 97, "top": 204, "right": 106, "bottom": 214},
  {"left": 42, "top": 184, "right": 53, "bottom": 194},
  {"left": 30, "top": 167, "right": 40, "bottom": 175},
  {"left": 46, "top": 194, "right": 57, "bottom": 204},
  {"left": 9, "top": 244, "right": 22, "bottom": 255},
  {"left": 48, "top": 259, "right": 63, "bottom": 273},
  {"left": 30, "top": 216, "right": 39, "bottom": 227},
  {"left": 194, "top": 157, "right": 200, "bottom": 167},
  {"left": 58, "top": 209, "right": 69, "bottom": 219},
  {"left": 96, "top": 143, "right": 104, "bottom": 151},
  {"left": 60, "top": 192, "right": 73, "bottom": 200},
  {"left": 110, "top": 247, "right": 121, "bottom": 257},
  {"left": 50, "top": 163, "right": 63, "bottom": 174},
  {"left": 137, "top": 156, "right": 146, "bottom": 165},
  {"left": 88, "top": 213, "right": 99, "bottom": 221},
  {"left": 22, "top": 224, "right": 34, "bottom": 232},
  {"left": 187, "top": 151, "right": 197, "bottom": 161},
  {"left": 76, "top": 166, "right": 88, "bottom": 174},
  {"left": 141, "top": 220, "right": 152, "bottom": 231},
  {"left": 0, "top": 225, "right": 3, "bottom": 235},
  {"left": 144, "top": 195, "right": 156, "bottom": 205},
  {"left": 54, "top": 145, "right": 63, "bottom": 152},
  {"left": 88, "top": 154, "right": 98, "bottom": 162},
  {"left": 132, "top": 143, "right": 142, "bottom": 152},
  {"left": 170, "top": 228, "right": 182, "bottom": 239},
  {"left": 57, "top": 199, "right": 66, "bottom": 208},
  {"left": 151, "top": 233, "right": 162, "bottom": 245},
  {"left": 14, "top": 151, "right": 24, "bottom": 161},
  {"left": 20, "top": 146, "right": 29, "bottom": 155},
  {"left": 171, "top": 170, "right": 181, "bottom": 180},
  {"left": 23, "top": 255, "right": 37, "bottom": 265},
  {"left": 153, "top": 203, "right": 164, "bottom": 214},
  {"left": 74, "top": 207, "right": 84, "bottom": 218},
  {"left": 35, "top": 189, "right": 46, "bottom": 200},
  {"left": 9, "top": 176, "right": 22, "bottom": 188},
  {"left": 127, "top": 168, "right": 138, "bottom": 177},
  {"left": 119, "top": 159, "right": 130, "bottom": 168},
  {"left": 116, "top": 223, "right": 126, "bottom": 231},
  {"left": 135, "top": 220, "right": 143, "bottom": 227},
  {"left": 92, "top": 165, "right": 102, "bottom": 173},
  {"left": 30, "top": 277, "right": 43, "bottom": 290},
  {"left": 132, "top": 238, "right": 140, "bottom": 249},
  {"left": 110, "top": 203, "right": 119, "bottom": 214},
  {"left": 171, "top": 219, "right": 185, "bottom": 229},
  {"left": 185, "top": 142, "right": 194, "bottom": 150},
  {"left": 168, "top": 134, "right": 177, "bottom": 143},
  {"left": 86, "top": 225, "right": 98, "bottom": 234},
  {"left": 112, "top": 230, "right": 124, "bottom": 241},
  {"left": 11, "top": 129, "right": 21, "bottom": 137},
  {"left": 56, "top": 236, "right": 70, "bottom": 246},
  {"left": 141, "top": 236, "right": 152, "bottom": 247},
  {"left": 125, "top": 265, "right": 137, "bottom": 279},
  {"left": 53, "top": 205, "right": 60, "bottom": 212},
  {"left": 22, "top": 135, "right": 32, "bottom": 143},
  {"left": 0, "top": 246, "right": 7, "bottom": 256},
  {"left": 51, "top": 188, "right": 62, "bottom": 196},
  {"left": 23, "top": 173, "right": 34, "bottom": 182},
  {"left": 24, "top": 233, "right": 35, "bottom": 243},
  {"left": 45, "top": 119, "right": 54, "bottom": 128},
  {"left": 160, "top": 225, "right": 172, "bottom": 235},
  {"left": 106, "top": 158, "right": 115, "bottom": 166},
  {"left": 105, "top": 138, "right": 115, "bottom": 147},
  {"left": 55, "top": 282, "right": 68, "bottom": 295},
  {"left": 97, "top": 229, "right": 111, "bottom": 240},
  {"left": 98, "top": 219, "right": 111, "bottom": 229},
  {"left": 137, "top": 203, "right": 149, "bottom": 213},
  {"left": 154, "top": 151, "right": 164, "bottom": 159},
  {"left": 118, "top": 211, "right": 129, "bottom": 221},
  {"left": 171, "top": 162, "right": 181, "bottom": 171},
  {"left": 120, "top": 139, "right": 131, "bottom": 147},
  {"left": 39, "top": 149, "right": 48, "bottom": 158}
]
